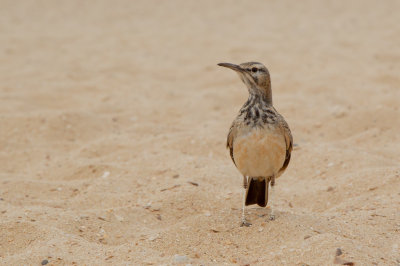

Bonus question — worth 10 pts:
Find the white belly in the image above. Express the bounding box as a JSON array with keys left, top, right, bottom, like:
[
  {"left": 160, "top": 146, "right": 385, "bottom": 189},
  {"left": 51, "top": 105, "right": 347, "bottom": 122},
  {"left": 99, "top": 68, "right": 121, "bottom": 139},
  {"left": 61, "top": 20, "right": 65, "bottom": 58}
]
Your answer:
[{"left": 233, "top": 127, "right": 286, "bottom": 177}]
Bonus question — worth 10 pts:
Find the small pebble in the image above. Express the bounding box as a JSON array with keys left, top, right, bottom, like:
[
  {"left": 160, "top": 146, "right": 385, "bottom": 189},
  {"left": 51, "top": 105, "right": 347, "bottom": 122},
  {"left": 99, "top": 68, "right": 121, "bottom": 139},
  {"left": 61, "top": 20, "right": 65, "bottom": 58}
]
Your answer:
[
  {"left": 102, "top": 171, "right": 110, "bottom": 178},
  {"left": 41, "top": 260, "right": 49, "bottom": 265},
  {"left": 330, "top": 105, "right": 347, "bottom": 118},
  {"left": 148, "top": 235, "right": 158, "bottom": 241},
  {"left": 114, "top": 214, "right": 124, "bottom": 222},
  {"left": 336, "top": 248, "right": 343, "bottom": 256},
  {"left": 98, "top": 216, "right": 107, "bottom": 221}
]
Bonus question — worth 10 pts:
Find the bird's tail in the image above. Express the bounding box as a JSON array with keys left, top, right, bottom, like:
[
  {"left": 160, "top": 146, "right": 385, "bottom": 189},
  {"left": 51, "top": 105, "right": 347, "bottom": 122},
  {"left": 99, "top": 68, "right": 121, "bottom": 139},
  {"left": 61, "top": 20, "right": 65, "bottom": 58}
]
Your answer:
[{"left": 245, "top": 177, "right": 270, "bottom": 207}]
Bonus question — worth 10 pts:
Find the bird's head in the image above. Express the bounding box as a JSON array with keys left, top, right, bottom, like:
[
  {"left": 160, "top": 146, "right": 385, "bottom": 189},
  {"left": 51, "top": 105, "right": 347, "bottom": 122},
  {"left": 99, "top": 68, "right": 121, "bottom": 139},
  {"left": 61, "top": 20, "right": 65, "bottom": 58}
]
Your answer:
[{"left": 218, "top": 62, "right": 271, "bottom": 97}]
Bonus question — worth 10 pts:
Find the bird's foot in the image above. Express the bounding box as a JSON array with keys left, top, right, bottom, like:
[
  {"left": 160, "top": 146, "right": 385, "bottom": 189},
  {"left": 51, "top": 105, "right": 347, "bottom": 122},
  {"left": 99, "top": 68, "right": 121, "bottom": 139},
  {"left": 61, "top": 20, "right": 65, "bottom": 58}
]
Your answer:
[
  {"left": 240, "top": 219, "right": 252, "bottom": 227},
  {"left": 269, "top": 214, "right": 275, "bottom": 221}
]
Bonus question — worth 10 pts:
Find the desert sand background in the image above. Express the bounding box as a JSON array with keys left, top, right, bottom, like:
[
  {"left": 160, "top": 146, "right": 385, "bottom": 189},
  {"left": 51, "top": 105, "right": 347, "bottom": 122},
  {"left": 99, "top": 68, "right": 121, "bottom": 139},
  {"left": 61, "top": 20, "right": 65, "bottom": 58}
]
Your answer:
[{"left": 0, "top": 0, "right": 399, "bottom": 265}]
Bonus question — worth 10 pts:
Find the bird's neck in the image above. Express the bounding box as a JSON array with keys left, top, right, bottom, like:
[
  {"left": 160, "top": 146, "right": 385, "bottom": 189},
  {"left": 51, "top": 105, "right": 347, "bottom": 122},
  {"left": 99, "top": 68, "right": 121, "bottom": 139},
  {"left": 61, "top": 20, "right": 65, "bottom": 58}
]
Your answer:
[{"left": 248, "top": 85, "right": 272, "bottom": 106}]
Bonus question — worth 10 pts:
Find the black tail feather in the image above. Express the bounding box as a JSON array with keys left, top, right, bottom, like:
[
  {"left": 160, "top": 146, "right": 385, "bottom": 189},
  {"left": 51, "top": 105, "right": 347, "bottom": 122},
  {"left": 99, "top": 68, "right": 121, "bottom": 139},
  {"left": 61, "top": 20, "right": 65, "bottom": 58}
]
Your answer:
[{"left": 245, "top": 178, "right": 269, "bottom": 207}]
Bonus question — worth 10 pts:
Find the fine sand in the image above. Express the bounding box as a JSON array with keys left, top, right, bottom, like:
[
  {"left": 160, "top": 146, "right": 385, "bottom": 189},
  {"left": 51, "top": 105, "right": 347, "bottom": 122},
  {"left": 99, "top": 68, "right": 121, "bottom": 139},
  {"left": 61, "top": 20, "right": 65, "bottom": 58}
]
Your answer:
[{"left": 1, "top": 0, "right": 399, "bottom": 265}]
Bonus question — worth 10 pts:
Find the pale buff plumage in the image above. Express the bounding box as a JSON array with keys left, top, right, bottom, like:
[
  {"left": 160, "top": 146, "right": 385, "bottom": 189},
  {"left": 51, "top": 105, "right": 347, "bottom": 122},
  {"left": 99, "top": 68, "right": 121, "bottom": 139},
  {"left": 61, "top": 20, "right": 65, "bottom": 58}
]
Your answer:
[{"left": 233, "top": 126, "right": 286, "bottom": 178}]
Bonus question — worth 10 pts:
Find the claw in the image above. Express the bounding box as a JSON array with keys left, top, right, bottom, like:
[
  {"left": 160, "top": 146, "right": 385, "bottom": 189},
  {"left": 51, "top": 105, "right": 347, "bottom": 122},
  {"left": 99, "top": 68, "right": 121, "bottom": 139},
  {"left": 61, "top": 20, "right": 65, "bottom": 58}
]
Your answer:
[
  {"left": 240, "top": 217, "right": 252, "bottom": 226},
  {"left": 240, "top": 219, "right": 252, "bottom": 227}
]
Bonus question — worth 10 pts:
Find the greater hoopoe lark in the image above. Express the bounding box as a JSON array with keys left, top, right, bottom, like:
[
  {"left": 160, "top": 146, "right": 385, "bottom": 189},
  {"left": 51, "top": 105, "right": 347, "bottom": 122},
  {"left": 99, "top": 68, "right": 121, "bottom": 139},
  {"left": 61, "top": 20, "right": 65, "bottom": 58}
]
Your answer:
[{"left": 218, "top": 62, "right": 293, "bottom": 226}]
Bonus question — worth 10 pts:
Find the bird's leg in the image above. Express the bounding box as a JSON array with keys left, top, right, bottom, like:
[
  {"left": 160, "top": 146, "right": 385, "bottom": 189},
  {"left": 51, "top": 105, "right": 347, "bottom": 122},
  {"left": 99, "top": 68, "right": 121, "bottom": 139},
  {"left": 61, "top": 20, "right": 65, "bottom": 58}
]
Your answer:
[
  {"left": 269, "top": 175, "right": 276, "bottom": 220},
  {"left": 241, "top": 176, "right": 251, "bottom": 227}
]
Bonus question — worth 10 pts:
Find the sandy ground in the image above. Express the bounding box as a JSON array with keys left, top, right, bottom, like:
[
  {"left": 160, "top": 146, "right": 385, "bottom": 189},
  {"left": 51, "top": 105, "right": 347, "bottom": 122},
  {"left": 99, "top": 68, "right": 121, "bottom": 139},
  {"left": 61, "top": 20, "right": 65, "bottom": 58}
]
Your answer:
[{"left": 0, "top": 0, "right": 399, "bottom": 265}]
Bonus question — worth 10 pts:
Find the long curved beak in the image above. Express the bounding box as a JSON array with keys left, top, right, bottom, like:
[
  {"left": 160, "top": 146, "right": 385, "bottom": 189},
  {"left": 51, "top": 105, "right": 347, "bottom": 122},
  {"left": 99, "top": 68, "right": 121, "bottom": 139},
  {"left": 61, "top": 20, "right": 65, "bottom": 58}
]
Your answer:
[{"left": 217, "top": 63, "right": 245, "bottom": 73}]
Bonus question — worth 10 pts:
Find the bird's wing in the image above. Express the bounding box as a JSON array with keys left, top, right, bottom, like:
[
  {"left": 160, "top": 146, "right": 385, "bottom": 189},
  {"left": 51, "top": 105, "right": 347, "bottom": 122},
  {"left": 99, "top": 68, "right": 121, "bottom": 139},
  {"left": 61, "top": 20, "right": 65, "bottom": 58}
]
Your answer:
[
  {"left": 278, "top": 117, "right": 293, "bottom": 176},
  {"left": 227, "top": 123, "right": 237, "bottom": 166}
]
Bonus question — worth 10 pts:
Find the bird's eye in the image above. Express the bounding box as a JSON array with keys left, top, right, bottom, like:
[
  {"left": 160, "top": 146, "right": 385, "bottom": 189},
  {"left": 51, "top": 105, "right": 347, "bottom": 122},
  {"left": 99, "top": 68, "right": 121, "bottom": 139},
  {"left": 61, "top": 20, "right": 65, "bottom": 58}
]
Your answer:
[{"left": 251, "top": 67, "right": 258, "bottom": 73}]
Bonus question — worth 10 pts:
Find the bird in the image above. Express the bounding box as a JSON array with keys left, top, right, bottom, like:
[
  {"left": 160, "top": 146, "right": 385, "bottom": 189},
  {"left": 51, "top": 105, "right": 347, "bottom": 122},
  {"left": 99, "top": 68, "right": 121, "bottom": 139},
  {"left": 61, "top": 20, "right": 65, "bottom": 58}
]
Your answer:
[{"left": 218, "top": 62, "right": 293, "bottom": 226}]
